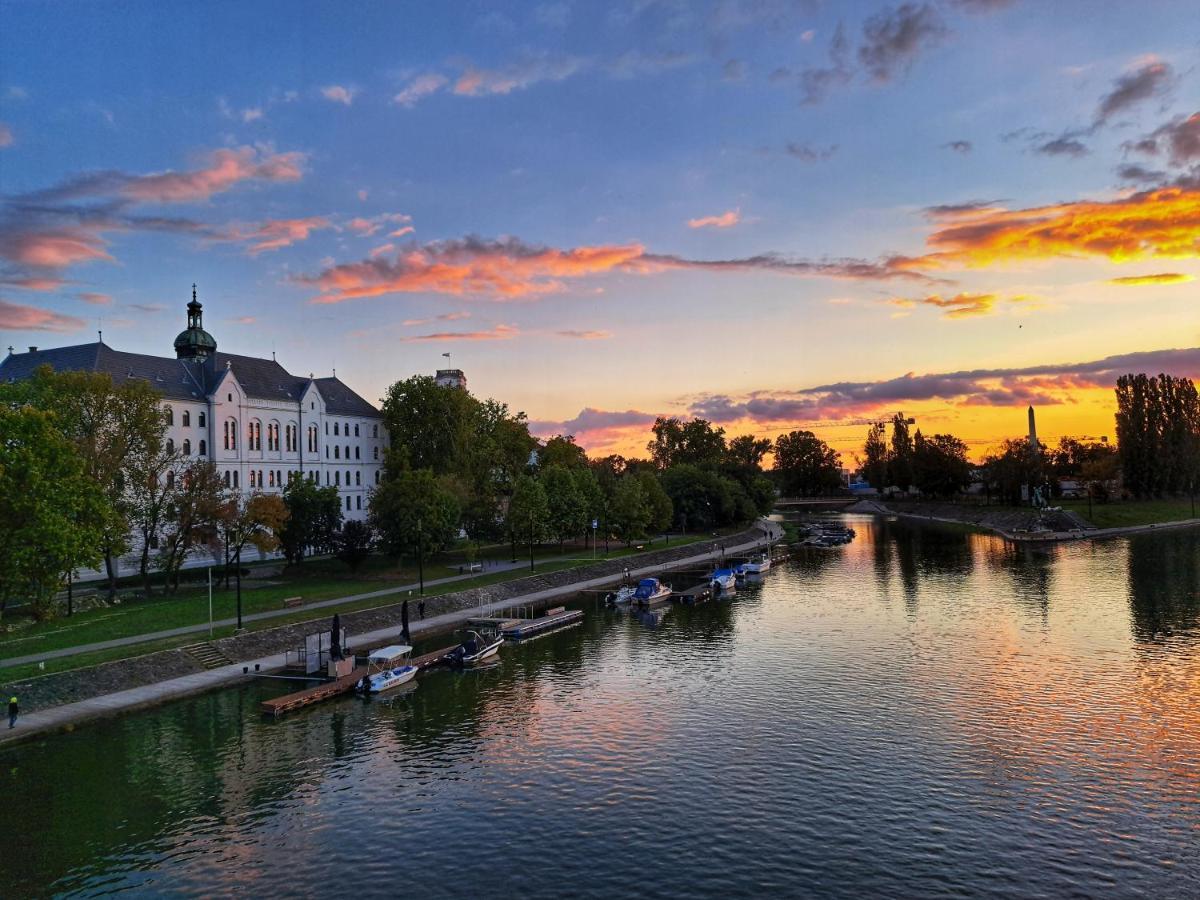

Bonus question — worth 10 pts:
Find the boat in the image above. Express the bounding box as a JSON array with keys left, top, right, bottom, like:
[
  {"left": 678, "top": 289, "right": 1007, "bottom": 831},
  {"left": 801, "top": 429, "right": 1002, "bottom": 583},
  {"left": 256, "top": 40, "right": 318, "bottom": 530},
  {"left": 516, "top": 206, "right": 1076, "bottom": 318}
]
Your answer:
[
  {"left": 358, "top": 645, "right": 418, "bottom": 695},
  {"left": 709, "top": 568, "right": 737, "bottom": 593},
  {"left": 740, "top": 554, "right": 771, "bottom": 575},
  {"left": 447, "top": 626, "right": 503, "bottom": 667},
  {"left": 605, "top": 585, "right": 637, "bottom": 606},
  {"left": 633, "top": 577, "right": 672, "bottom": 606}
]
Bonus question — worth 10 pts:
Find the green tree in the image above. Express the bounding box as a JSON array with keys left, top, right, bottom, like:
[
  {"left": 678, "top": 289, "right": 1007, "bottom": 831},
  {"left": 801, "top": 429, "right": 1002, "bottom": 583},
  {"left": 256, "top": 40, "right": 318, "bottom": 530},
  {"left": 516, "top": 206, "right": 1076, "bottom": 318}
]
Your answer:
[
  {"left": 222, "top": 492, "right": 289, "bottom": 585},
  {"left": 542, "top": 465, "right": 587, "bottom": 549},
  {"left": 380, "top": 375, "right": 478, "bottom": 474},
  {"left": 659, "top": 464, "right": 736, "bottom": 530},
  {"left": 912, "top": 431, "right": 972, "bottom": 498},
  {"left": 280, "top": 478, "right": 344, "bottom": 565},
  {"left": 774, "top": 430, "right": 843, "bottom": 497},
  {"left": 539, "top": 434, "right": 590, "bottom": 470},
  {"left": 647, "top": 417, "right": 727, "bottom": 470},
  {"left": 887, "top": 413, "right": 915, "bottom": 491},
  {"left": 334, "top": 520, "right": 375, "bottom": 572},
  {"left": 636, "top": 470, "right": 674, "bottom": 533},
  {"left": 369, "top": 469, "right": 461, "bottom": 562},
  {"left": 0, "top": 406, "right": 107, "bottom": 619},
  {"left": 506, "top": 474, "right": 550, "bottom": 554},
  {"left": 860, "top": 422, "right": 889, "bottom": 490},
  {"left": 572, "top": 466, "right": 605, "bottom": 531},
  {"left": 979, "top": 438, "right": 1046, "bottom": 505},
  {"left": 609, "top": 476, "right": 650, "bottom": 544},
  {"left": 158, "top": 461, "right": 226, "bottom": 592},
  {"left": 125, "top": 440, "right": 186, "bottom": 596}
]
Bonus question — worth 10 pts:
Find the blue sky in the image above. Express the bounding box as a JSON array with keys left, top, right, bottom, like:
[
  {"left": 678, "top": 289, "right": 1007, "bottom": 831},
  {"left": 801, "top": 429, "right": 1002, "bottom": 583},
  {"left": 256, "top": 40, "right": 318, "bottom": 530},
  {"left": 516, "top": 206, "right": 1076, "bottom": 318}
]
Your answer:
[{"left": 2, "top": 0, "right": 1198, "bottom": 455}]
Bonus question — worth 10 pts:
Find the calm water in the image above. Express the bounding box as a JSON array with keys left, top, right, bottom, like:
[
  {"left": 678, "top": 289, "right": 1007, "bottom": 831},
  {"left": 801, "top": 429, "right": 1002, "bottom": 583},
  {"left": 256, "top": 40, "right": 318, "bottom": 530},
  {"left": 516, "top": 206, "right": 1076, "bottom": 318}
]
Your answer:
[{"left": 4, "top": 515, "right": 1200, "bottom": 898}]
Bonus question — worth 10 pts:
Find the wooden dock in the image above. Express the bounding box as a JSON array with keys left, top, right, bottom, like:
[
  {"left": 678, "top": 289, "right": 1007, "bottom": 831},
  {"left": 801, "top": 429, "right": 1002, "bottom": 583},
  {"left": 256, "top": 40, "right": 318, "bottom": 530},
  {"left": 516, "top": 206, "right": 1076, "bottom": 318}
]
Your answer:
[
  {"left": 500, "top": 607, "right": 583, "bottom": 639},
  {"left": 260, "top": 668, "right": 365, "bottom": 717},
  {"left": 675, "top": 583, "right": 713, "bottom": 603}
]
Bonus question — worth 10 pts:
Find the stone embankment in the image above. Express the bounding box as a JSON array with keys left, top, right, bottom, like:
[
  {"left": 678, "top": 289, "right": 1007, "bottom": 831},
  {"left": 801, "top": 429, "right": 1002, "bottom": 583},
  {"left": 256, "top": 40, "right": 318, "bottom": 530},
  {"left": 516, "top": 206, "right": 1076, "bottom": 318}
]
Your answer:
[{"left": 1, "top": 523, "right": 774, "bottom": 727}]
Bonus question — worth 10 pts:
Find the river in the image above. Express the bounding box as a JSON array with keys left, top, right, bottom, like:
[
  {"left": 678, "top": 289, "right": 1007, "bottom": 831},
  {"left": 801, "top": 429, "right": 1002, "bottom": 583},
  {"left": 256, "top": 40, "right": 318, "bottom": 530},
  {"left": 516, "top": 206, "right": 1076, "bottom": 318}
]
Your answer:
[{"left": 4, "top": 514, "right": 1199, "bottom": 898}]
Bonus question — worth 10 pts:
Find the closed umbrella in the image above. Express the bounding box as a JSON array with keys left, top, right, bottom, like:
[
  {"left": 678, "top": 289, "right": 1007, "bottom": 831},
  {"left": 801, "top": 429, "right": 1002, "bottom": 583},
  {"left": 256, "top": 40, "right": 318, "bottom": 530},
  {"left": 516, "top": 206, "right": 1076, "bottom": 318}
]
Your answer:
[
  {"left": 330, "top": 613, "right": 342, "bottom": 661},
  {"left": 401, "top": 599, "right": 410, "bottom": 644}
]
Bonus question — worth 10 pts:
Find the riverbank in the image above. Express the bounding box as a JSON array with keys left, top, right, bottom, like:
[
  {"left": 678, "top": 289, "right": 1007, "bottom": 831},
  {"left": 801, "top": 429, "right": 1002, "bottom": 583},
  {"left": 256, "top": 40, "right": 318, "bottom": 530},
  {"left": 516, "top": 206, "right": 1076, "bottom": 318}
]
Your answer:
[
  {"left": 846, "top": 499, "right": 1200, "bottom": 543},
  {"left": 0, "top": 520, "right": 780, "bottom": 746}
]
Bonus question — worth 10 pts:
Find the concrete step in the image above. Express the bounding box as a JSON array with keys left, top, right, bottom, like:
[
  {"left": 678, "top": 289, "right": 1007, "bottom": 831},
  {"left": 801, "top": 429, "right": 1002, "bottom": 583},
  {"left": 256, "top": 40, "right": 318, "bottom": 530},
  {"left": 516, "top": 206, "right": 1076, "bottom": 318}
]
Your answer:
[{"left": 180, "top": 642, "right": 234, "bottom": 670}]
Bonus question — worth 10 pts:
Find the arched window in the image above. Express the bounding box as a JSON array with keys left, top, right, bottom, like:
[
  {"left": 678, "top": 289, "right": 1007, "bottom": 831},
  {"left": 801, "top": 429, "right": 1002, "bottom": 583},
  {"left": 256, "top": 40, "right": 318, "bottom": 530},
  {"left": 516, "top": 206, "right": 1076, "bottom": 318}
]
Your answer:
[
  {"left": 226, "top": 419, "right": 238, "bottom": 450},
  {"left": 233, "top": 470, "right": 239, "bottom": 488},
  {"left": 249, "top": 470, "right": 257, "bottom": 488},
  {"left": 182, "top": 410, "right": 190, "bottom": 427},
  {"left": 199, "top": 411, "right": 206, "bottom": 427},
  {"left": 255, "top": 421, "right": 262, "bottom": 450},
  {"left": 345, "top": 470, "right": 351, "bottom": 485},
  {"left": 325, "top": 446, "right": 329, "bottom": 458},
  {"left": 182, "top": 439, "right": 191, "bottom": 456},
  {"left": 373, "top": 446, "right": 379, "bottom": 460},
  {"left": 326, "top": 471, "right": 330, "bottom": 485},
  {"left": 334, "top": 422, "right": 340, "bottom": 436},
  {"left": 223, "top": 421, "right": 229, "bottom": 450},
  {"left": 355, "top": 446, "right": 360, "bottom": 460},
  {"left": 325, "top": 422, "right": 329, "bottom": 435},
  {"left": 355, "top": 471, "right": 361, "bottom": 486},
  {"left": 356, "top": 495, "right": 362, "bottom": 510},
  {"left": 375, "top": 471, "right": 380, "bottom": 485},
  {"left": 166, "top": 438, "right": 175, "bottom": 454},
  {"left": 223, "top": 470, "right": 231, "bottom": 488},
  {"left": 346, "top": 495, "right": 351, "bottom": 511},
  {"left": 165, "top": 406, "right": 174, "bottom": 426},
  {"left": 258, "top": 470, "right": 263, "bottom": 488},
  {"left": 345, "top": 445, "right": 350, "bottom": 459},
  {"left": 335, "top": 471, "right": 341, "bottom": 486},
  {"left": 373, "top": 424, "right": 378, "bottom": 438},
  {"left": 166, "top": 470, "right": 175, "bottom": 487},
  {"left": 268, "top": 470, "right": 275, "bottom": 488},
  {"left": 199, "top": 439, "right": 207, "bottom": 456},
  {"left": 334, "top": 445, "right": 340, "bottom": 459},
  {"left": 354, "top": 424, "right": 360, "bottom": 437}
]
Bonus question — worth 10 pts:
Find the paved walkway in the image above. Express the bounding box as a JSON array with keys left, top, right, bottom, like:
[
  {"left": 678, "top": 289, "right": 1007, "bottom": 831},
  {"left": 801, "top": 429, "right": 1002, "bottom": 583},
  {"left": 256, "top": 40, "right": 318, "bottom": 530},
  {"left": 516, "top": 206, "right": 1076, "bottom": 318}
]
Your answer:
[{"left": 0, "top": 521, "right": 781, "bottom": 745}]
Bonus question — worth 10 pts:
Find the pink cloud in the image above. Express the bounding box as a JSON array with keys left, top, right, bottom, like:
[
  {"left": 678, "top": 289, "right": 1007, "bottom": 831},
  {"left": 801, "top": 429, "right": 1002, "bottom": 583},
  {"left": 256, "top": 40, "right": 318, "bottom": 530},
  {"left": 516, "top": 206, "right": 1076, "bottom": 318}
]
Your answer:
[
  {"left": 369, "top": 243, "right": 394, "bottom": 258},
  {"left": 393, "top": 74, "right": 448, "bottom": 107},
  {"left": 0, "top": 299, "right": 85, "bottom": 332},
  {"left": 346, "top": 213, "right": 413, "bottom": 237},
  {"left": 229, "top": 315, "right": 257, "bottom": 324},
  {"left": 78, "top": 292, "right": 112, "bottom": 305},
  {"left": 453, "top": 56, "right": 587, "bottom": 96},
  {"left": 687, "top": 208, "right": 742, "bottom": 229},
  {"left": 320, "top": 85, "right": 358, "bottom": 105},
  {"left": 555, "top": 329, "right": 612, "bottom": 339},
  {"left": 0, "top": 276, "right": 71, "bottom": 291},
  {"left": 400, "top": 323, "right": 518, "bottom": 342},
  {"left": 0, "top": 227, "right": 113, "bottom": 268},
  {"left": 216, "top": 216, "right": 331, "bottom": 255}
]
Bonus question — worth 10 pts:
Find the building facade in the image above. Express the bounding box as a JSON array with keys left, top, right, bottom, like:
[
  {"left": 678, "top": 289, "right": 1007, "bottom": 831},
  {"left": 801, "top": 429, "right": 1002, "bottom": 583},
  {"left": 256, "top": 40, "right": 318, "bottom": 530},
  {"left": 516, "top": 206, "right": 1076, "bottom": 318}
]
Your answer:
[{"left": 0, "top": 291, "right": 388, "bottom": 522}]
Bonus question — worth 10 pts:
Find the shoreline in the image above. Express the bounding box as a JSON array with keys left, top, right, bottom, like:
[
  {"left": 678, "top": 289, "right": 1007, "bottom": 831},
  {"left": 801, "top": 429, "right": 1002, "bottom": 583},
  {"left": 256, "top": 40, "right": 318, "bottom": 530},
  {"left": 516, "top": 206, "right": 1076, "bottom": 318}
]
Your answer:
[
  {"left": 845, "top": 499, "right": 1200, "bottom": 543},
  {"left": 0, "top": 521, "right": 781, "bottom": 748}
]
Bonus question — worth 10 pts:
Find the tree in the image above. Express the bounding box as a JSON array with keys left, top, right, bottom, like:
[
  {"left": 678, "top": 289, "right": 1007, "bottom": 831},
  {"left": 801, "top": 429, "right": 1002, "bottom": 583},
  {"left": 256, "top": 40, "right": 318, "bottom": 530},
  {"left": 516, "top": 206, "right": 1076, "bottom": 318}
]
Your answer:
[
  {"left": 539, "top": 434, "right": 589, "bottom": 470},
  {"left": 1, "top": 366, "right": 166, "bottom": 599},
  {"left": 222, "top": 492, "right": 289, "bottom": 585},
  {"left": 506, "top": 474, "right": 550, "bottom": 553},
  {"left": 280, "top": 478, "right": 343, "bottom": 565},
  {"left": 659, "top": 464, "right": 737, "bottom": 530},
  {"left": 370, "top": 469, "right": 460, "bottom": 562},
  {"left": 380, "top": 375, "right": 478, "bottom": 474},
  {"left": 572, "top": 466, "right": 605, "bottom": 531},
  {"left": 126, "top": 439, "right": 186, "bottom": 596},
  {"left": 647, "top": 417, "right": 726, "bottom": 470},
  {"left": 774, "top": 430, "right": 843, "bottom": 497},
  {"left": 724, "top": 434, "right": 773, "bottom": 472},
  {"left": 912, "top": 431, "right": 972, "bottom": 498},
  {"left": 334, "top": 520, "right": 375, "bottom": 572},
  {"left": 0, "top": 406, "right": 107, "bottom": 619},
  {"left": 1081, "top": 453, "right": 1121, "bottom": 502},
  {"left": 887, "top": 414, "right": 915, "bottom": 491},
  {"left": 861, "top": 422, "right": 889, "bottom": 490},
  {"left": 979, "top": 438, "right": 1046, "bottom": 505},
  {"left": 1115, "top": 373, "right": 1200, "bottom": 497},
  {"left": 542, "top": 465, "right": 587, "bottom": 549},
  {"left": 609, "top": 476, "right": 650, "bottom": 544},
  {"left": 637, "top": 470, "right": 674, "bottom": 533},
  {"left": 158, "top": 461, "right": 226, "bottom": 592}
]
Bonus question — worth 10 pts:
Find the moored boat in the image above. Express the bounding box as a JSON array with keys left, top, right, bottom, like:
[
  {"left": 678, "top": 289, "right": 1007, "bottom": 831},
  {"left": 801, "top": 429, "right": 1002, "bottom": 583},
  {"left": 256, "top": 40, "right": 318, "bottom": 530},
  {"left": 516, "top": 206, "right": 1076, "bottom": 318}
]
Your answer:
[
  {"left": 739, "top": 554, "right": 771, "bottom": 575},
  {"left": 358, "top": 645, "right": 418, "bottom": 695},
  {"left": 605, "top": 585, "right": 637, "bottom": 605},
  {"left": 633, "top": 577, "right": 672, "bottom": 606},
  {"left": 709, "top": 568, "right": 737, "bottom": 593},
  {"left": 447, "top": 627, "right": 503, "bottom": 666}
]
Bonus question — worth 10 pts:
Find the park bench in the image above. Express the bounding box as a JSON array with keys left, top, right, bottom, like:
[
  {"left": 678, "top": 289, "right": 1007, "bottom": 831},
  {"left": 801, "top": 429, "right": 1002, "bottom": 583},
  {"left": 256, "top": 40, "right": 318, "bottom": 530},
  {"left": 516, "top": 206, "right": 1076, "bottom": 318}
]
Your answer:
[{"left": 282, "top": 596, "right": 303, "bottom": 609}]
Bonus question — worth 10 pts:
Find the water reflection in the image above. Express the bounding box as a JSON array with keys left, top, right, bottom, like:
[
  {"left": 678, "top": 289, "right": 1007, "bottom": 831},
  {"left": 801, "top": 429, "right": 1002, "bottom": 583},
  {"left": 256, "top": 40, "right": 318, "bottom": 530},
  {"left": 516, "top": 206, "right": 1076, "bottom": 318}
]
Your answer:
[{"left": 2, "top": 521, "right": 1199, "bottom": 898}]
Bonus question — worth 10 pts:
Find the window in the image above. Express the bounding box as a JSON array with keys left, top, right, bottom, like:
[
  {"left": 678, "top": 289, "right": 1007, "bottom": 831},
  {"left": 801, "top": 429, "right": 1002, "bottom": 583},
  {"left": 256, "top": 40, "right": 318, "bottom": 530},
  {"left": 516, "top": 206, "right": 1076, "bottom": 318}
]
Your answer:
[
  {"left": 356, "top": 495, "right": 362, "bottom": 510},
  {"left": 258, "top": 470, "right": 263, "bottom": 488},
  {"left": 325, "top": 422, "right": 329, "bottom": 435},
  {"left": 182, "top": 439, "right": 191, "bottom": 456},
  {"left": 375, "top": 471, "right": 380, "bottom": 485},
  {"left": 249, "top": 420, "right": 261, "bottom": 451},
  {"left": 325, "top": 446, "right": 329, "bottom": 459},
  {"left": 199, "top": 412, "right": 206, "bottom": 427},
  {"left": 182, "top": 410, "right": 190, "bottom": 427},
  {"left": 165, "top": 406, "right": 174, "bottom": 426},
  {"left": 166, "top": 470, "right": 175, "bottom": 488},
  {"left": 334, "top": 422, "right": 340, "bottom": 436},
  {"left": 166, "top": 438, "right": 175, "bottom": 454},
  {"left": 335, "top": 471, "right": 341, "bottom": 486},
  {"left": 199, "top": 439, "right": 207, "bottom": 456},
  {"left": 249, "top": 470, "right": 256, "bottom": 488},
  {"left": 345, "top": 470, "right": 351, "bottom": 485},
  {"left": 373, "top": 424, "right": 378, "bottom": 438},
  {"left": 373, "top": 446, "right": 379, "bottom": 460},
  {"left": 335, "top": 445, "right": 340, "bottom": 459},
  {"left": 354, "top": 424, "right": 360, "bottom": 437},
  {"left": 277, "top": 470, "right": 282, "bottom": 487},
  {"left": 355, "top": 446, "right": 360, "bottom": 460},
  {"left": 268, "top": 470, "right": 275, "bottom": 488},
  {"left": 307, "top": 425, "right": 317, "bottom": 453},
  {"left": 223, "top": 421, "right": 229, "bottom": 450},
  {"left": 326, "top": 471, "right": 330, "bottom": 485},
  {"left": 223, "top": 470, "right": 231, "bottom": 488},
  {"left": 345, "top": 445, "right": 350, "bottom": 459},
  {"left": 356, "top": 471, "right": 361, "bottom": 486},
  {"left": 346, "top": 496, "right": 351, "bottom": 511},
  {"left": 228, "top": 393, "right": 233, "bottom": 402},
  {"left": 233, "top": 470, "right": 239, "bottom": 488}
]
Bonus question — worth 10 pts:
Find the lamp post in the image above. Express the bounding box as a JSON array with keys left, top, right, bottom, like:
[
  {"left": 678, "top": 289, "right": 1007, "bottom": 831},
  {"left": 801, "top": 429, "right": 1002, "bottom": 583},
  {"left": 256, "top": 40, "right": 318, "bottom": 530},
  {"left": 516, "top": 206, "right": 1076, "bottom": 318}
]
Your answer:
[
  {"left": 417, "top": 517, "right": 425, "bottom": 596},
  {"left": 67, "top": 569, "right": 73, "bottom": 617},
  {"left": 529, "top": 509, "right": 535, "bottom": 572},
  {"left": 235, "top": 540, "right": 243, "bottom": 631}
]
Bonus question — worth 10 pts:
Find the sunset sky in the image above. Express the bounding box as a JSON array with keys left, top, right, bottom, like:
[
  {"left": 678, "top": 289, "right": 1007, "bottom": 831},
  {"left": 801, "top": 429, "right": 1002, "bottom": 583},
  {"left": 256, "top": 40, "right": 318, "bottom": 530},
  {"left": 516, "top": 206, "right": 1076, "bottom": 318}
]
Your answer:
[{"left": 1, "top": 0, "right": 1197, "bottom": 460}]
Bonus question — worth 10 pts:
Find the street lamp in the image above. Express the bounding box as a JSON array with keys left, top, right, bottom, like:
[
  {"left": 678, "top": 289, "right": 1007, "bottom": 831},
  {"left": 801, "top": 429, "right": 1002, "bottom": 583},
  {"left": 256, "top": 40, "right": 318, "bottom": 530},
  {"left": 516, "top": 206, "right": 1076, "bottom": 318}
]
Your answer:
[
  {"left": 417, "top": 516, "right": 425, "bottom": 596},
  {"left": 529, "top": 509, "right": 535, "bottom": 572}
]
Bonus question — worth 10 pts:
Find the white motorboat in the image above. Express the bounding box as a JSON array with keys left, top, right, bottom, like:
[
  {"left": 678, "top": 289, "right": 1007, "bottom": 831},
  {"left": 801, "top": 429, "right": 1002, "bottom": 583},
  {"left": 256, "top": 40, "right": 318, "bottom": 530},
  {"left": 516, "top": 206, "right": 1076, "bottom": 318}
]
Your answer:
[
  {"left": 606, "top": 585, "right": 637, "bottom": 605},
  {"left": 449, "top": 628, "right": 503, "bottom": 666},
  {"left": 359, "top": 645, "right": 418, "bottom": 695},
  {"left": 740, "top": 554, "right": 771, "bottom": 575},
  {"left": 633, "top": 577, "right": 672, "bottom": 606},
  {"left": 709, "top": 568, "right": 737, "bottom": 593}
]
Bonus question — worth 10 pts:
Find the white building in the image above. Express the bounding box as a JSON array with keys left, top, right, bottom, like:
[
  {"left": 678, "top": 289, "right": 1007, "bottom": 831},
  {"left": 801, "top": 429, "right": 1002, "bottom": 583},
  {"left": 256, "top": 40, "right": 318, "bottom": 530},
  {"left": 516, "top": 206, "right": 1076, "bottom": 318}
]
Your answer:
[{"left": 0, "top": 290, "right": 387, "bottom": 522}]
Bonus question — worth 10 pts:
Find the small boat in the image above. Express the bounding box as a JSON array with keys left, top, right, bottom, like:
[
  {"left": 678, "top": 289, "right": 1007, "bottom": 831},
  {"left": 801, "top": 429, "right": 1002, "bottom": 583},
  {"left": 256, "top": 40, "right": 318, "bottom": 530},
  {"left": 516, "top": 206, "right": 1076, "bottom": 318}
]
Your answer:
[
  {"left": 709, "top": 568, "right": 737, "bottom": 593},
  {"left": 447, "top": 627, "right": 503, "bottom": 667},
  {"left": 740, "top": 554, "right": 771, "bottom": 575},
  {"left": 605, "top": 585, "right": 637, "bottom": 605},
  {"left": 632, "top": 577, "right": 672, "bottom": 606},
  {"left": 358, "top": 645, "right": 418, "bottom": 695}
]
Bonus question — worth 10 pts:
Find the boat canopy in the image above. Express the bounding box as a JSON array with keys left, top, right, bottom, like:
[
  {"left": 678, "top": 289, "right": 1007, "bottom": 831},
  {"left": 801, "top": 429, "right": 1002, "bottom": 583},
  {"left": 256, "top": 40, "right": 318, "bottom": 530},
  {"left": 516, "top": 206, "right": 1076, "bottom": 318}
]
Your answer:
[
  {"left": 638, "top": 578, "right": 658, "bottom": 588},
  {"left": 369, "top": 644, "right": 412, "bottom": 663}
]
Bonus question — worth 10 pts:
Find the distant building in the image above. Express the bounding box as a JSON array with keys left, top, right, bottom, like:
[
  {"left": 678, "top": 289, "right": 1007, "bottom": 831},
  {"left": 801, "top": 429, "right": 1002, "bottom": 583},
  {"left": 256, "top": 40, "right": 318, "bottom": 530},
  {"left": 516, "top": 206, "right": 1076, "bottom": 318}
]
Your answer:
[
  {"left": 1027, "top": 404, "right": 1038, "bottom": 450},
  {"left": 0, "top": 288, "right": 387, "bottom": 523},
  {"left": 435, "top": 368, "right": 467, "bottom": 390}
]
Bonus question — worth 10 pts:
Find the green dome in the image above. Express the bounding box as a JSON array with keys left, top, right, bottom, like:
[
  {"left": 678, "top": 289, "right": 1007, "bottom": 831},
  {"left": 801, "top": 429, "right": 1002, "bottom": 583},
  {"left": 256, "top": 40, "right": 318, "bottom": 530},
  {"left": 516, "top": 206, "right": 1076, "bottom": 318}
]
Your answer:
[{"left": 173, "top": 293, "right": 217, "bottom": 360}]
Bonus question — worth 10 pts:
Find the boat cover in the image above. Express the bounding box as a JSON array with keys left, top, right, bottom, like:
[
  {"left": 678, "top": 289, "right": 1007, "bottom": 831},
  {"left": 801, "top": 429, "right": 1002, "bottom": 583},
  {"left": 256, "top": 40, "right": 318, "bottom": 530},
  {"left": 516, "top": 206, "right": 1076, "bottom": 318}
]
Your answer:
[{"left": 369, "top": 644, "right": 412, "bottom": 663}]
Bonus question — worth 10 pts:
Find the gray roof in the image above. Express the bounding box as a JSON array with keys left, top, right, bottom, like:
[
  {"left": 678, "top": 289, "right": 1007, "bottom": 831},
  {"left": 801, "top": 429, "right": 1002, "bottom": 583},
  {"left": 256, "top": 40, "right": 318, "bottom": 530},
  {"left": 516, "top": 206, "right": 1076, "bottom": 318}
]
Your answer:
[{"left": 0, "top": 342, "right": 381, "bottom": 417}]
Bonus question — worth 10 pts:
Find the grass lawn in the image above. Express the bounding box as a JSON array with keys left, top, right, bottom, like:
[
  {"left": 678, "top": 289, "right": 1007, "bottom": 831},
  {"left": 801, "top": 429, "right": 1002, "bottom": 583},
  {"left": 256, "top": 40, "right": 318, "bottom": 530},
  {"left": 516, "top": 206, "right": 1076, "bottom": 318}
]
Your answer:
[
  {"left": 0, "top": 530, "right": 720, "bottom": 667},
  {"left": 1059, "top": 497, "right": 1198, "bottom": 529}
]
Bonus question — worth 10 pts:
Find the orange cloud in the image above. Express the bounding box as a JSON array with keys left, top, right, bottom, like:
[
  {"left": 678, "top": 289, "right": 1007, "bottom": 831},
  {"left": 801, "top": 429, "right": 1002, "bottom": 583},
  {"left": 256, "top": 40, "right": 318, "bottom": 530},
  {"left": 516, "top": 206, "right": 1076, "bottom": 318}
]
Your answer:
[
  {"left": 687, "top": 208, "right": 741, "bottom": 229},
  {"left": 0, "top": 276, "right": 70, "bottom": 291},
  {"left": 918, "top": 187, "right": 1200, "bottom": 269},
  {"left": 1107, "top": 272, "right": 1194, "bottom": 286},
  {"left": 117, "top": 146, "right": 305, "bottom": 204},
  {"left": 400, "top": 323, "right": 518, "bottom": 342},
  {"left": 555, "top": 329, "right": 612, "bottom": 339},
  {"left": 346, "top": 213, "right": 412, "bottom": 237},
  {"left": 223, "top": 216, "right": 331, "bottom": 255},
  {"left": 0, "top": 228, "right": 113, "bottom": 268},
  {"left": 0, "top": 299, "right": 85, "bottom": 332},
  {"left": 79, "top": 292, "right": 112, "bottom": 305},
  {"left": 887, "top": 292, "right": 1037, "bottom": 318}
]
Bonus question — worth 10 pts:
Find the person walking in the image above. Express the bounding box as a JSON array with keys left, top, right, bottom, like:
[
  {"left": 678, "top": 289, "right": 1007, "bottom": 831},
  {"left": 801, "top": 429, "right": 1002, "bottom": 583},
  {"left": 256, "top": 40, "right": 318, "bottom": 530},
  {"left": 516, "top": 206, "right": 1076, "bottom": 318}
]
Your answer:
[
  {"left": 418, "top": 599, "right": 426, "bottom": 620},
  {"left": 8, "top": 696, "right": 17, "bottom": 729}
]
